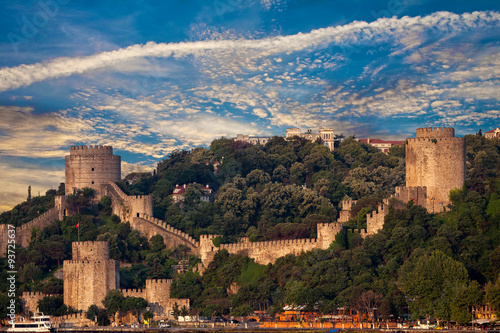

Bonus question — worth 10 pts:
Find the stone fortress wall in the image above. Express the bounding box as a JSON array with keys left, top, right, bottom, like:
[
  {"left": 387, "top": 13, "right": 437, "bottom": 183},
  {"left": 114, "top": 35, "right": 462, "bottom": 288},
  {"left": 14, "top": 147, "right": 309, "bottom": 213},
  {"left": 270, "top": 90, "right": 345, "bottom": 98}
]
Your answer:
[
  {"left": 131, "top": 214, "right": 199, "bottom": 254},
  {"left": 121, "top": 279, "right": 189, "bottom": 318},
  {"left": 4, "top": 127, "right": 467, "bottom": 274},
  {"left": 101, "top": 181, "right": 153, "bottom": 223},
  {"left": 199, "top": 222, "right": 362, "bottom": 267},
  {"left": 21, "top": 291, "right": 59, "bottom": 313},
  {"left": 0, "top": 224, "right": 8, "bottom": 256},
  {"left": 63, "top": 241, "right": 120, "bottom": 311},
  {"left": 65, "top": 145, "right": 121, "bottom": 196}
]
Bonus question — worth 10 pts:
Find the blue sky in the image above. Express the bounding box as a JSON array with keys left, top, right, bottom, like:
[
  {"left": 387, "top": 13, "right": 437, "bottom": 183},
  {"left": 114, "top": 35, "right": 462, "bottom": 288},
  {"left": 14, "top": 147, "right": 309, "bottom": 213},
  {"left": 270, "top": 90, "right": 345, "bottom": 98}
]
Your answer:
[{"left": 0, "top": 0, "right": 499, "bottom": 211}]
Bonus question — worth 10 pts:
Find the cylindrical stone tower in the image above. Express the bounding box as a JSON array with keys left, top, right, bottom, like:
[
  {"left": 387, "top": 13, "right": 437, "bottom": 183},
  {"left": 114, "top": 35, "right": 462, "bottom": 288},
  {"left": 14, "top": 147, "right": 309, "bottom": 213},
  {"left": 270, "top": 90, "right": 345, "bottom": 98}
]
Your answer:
[
  {"left": 65, "top": 145, "right": 121, "bottom": 195},
  {"left": 406, "top": 127, "right": 465, "bottom": 212}
]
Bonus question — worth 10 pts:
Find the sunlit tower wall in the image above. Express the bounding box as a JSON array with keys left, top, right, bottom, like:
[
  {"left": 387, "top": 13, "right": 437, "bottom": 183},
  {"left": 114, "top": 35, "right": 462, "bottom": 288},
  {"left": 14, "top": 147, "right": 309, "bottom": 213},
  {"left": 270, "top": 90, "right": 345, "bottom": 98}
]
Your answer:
[
  {"left": 406, "top": 127, "right": 465, "bottom": 212},
  {"left": 63, "top": 241, "right": 119, "bottom": 311},
  {"left": 65, "top": 145, "right": 121, "bottom": 196}
]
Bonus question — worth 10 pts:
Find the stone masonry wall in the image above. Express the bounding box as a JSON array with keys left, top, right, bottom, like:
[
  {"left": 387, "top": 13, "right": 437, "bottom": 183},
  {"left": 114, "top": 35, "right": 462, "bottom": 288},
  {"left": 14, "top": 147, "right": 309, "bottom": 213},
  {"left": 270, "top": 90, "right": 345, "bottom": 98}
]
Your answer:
[
  {"left": 121, "top": 279, "right": 189, "bottom": 319},
  {"left": 0, "top": 224, "right": 8, "bottom": 256},
  {"left": 406, "top": 127, "right": 465, "bottom": 212},
  {"left": 131, "top": 214, "right": 199, "bottom": 254},
  {"left": 65, "top": 145, "right": 121, "bottom": 196},
  {"left": 392, "top": 186, "right": 427, "bottom": 208},
  {"left": 16, "top": 207, "right": 59, "bottom": 248},
  {"left": 72, "top": 241, "right": 110, "bottom": 261},
  {"left": 366, "top": 204, "right": 389, "bottom": 236},
  {"left": 199, "top": 222, "right": 344, "bottom": 267},
  {"left": 101, "top": 181, "right": 153, "bottom": 223},
  {"left": 337, "top": 199, "right": 357, "bottom": 223},
  {"left": 63, "top": 242, "right": 119, "bottom": 311},
  {"left": 21, "top": 292, "right": 59, "bottom": 313},
  {"left": 52, "top": 313, "right": 96, "bottom": 328}
]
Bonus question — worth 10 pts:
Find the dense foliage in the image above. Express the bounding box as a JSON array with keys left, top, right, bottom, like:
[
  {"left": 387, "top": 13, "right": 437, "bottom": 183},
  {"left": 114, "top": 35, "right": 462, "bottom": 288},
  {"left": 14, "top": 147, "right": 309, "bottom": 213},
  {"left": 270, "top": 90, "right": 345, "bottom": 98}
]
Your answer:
[{"left": 0, "top": 133, "right": 499, "bottom": 324}]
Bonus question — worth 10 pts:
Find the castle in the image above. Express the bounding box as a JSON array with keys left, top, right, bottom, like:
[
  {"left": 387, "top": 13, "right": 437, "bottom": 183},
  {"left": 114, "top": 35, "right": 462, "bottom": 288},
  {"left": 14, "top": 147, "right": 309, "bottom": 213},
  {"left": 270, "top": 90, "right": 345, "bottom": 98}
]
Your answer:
[{"left": 1, "top": 127, "right": 466, "bottom": 321}]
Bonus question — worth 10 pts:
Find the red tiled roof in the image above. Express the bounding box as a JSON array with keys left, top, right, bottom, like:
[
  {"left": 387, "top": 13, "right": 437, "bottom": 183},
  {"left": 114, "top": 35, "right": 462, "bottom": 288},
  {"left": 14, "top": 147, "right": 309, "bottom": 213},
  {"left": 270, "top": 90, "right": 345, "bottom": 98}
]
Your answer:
[
  {"left": 485, "top": 127, "right": 499, "bottom": 133},
  {"left": 172, "top": 184, "right": 213, "bottom": 195}
]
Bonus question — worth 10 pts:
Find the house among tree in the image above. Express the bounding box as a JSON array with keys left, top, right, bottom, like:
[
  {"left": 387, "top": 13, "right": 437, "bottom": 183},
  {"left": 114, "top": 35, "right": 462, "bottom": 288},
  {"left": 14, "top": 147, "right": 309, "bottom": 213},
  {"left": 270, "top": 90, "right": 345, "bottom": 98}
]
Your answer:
[
  {"left": 172, "top": 183, "right": 213, "bottom": 203},
  {"left": 357, "top": 138, "right": 404, "bottom": 153},
  {"left": 484, "top": 127, "right": 500, "bottom": 139}
]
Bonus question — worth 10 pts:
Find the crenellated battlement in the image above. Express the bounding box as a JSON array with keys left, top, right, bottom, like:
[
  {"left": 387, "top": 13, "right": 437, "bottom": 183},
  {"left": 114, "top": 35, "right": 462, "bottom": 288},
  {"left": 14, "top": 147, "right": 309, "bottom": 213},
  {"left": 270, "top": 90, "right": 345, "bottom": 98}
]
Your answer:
[
  {"left": 138, "top": 214, "right": 197, "bottom": 246},
  {"left": 416, "top": 127, "right": 454, "bottom": 138},
  {"left": 22, "top": 291, "right": 57, "bottom": 297},
  {"left": 347, "top": 228, "right": 367, "bottom": 235},
  {"left": 365, "top": 204, "right": 389, "bottom": 237},
  {"left": 66, "top": 154, "right": 121, "bottom": 160},
  {"left": 72, "top": 241, "right": 110, "bottom": 261},
  {"left": 70, "top": 145, "right": 113, "bottom": 155},
  {"left": 146, "top": 278, "right": 172, "bottom": 285},
  {"left": 16, "top": 208, "right": 58, "bottom": 232},
  {"left": 407, "top": 137, "right": 465, "bottom": 144}
]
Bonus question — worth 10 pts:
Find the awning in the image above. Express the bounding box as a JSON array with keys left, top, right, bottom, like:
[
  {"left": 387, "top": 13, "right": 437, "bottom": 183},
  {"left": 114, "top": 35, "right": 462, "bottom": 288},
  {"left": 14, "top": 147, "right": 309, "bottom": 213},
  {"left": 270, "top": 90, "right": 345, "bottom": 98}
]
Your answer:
[{"left": 472, "top": 318, "right": 496, "bottom": 324}]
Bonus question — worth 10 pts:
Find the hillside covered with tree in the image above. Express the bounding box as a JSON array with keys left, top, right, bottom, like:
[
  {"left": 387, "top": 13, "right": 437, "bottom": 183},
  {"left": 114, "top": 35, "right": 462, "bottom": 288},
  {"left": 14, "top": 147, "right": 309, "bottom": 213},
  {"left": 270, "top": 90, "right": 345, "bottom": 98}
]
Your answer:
[{"left": 1, "top": 134, "right": 499, "bottom": 324}]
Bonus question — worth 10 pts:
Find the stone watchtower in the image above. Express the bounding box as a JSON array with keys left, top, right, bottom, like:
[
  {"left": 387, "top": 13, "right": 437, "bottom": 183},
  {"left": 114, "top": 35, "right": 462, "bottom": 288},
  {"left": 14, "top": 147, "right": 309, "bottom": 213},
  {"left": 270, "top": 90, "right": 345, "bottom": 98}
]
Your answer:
[
  {"left": 65, "top": 145, "right": 121, "bottom": 196},
  {"left": 63, "top": 241, "right": 119, "bottom": 311},
  {"left": 406, "top": 127, "right": 465, "bottom": 212}
]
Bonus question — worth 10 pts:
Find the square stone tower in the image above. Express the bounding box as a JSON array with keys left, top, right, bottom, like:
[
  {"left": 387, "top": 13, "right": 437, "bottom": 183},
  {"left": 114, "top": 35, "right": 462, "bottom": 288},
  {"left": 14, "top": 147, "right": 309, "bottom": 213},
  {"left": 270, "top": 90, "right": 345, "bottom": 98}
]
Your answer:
[{"left": 63, "top": 241, "right": 119, "bottom": 311}]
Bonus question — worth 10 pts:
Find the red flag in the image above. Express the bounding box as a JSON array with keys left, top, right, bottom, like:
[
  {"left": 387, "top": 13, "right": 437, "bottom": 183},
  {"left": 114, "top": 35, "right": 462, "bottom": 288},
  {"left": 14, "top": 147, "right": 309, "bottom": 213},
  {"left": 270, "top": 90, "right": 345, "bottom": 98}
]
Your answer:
[{"left": 75, "top": 223, "right": 79, "bottom": 228}]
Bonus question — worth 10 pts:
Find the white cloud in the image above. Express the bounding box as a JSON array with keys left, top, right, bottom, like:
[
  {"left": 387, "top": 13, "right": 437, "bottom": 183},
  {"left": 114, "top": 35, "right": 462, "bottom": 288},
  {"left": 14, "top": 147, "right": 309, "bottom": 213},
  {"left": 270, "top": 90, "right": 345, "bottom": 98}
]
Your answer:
[
  {"left": 0, "top": 11, "right": 498, "bottom": 92},
  {"left": 253, "top": 108, "right": 268, "bottom": 118}
]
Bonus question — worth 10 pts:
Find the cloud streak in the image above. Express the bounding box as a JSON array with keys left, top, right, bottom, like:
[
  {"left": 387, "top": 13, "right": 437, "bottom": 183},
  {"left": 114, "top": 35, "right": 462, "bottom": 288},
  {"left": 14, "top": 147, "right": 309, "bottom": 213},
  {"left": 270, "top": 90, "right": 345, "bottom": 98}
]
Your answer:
[{"left": 0, "top": 11, "right": 499, "bottom": 92}]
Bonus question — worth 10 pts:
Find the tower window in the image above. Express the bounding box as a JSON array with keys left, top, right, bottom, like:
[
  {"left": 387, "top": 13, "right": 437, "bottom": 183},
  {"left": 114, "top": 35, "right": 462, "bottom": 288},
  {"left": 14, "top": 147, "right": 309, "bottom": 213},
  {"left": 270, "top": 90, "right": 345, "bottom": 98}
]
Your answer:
[
  {"left": 91, "top": 181, "right": 94, "bottom": 184},
  {"left": 91, "top": 168, "right": 94, "bottom": 171}
]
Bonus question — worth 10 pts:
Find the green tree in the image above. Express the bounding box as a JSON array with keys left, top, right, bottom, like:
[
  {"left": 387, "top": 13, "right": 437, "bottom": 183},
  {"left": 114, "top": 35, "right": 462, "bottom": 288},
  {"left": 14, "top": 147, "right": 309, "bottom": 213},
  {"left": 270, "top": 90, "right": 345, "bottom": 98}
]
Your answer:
[
  {"left": 172, "top": 302, "right": 180, "bottom": 320},
  {"left": 485, "top": 277, "right": 500, "bottom": 318},
  {"left": 102, "top": 290, "right": 125, "bottom": 321},
  {"left": 38, "top": 295, "right": 65, "bottom": 316},
  {"left": 231, "top": 304, "right": 254, "bottom": 317},
  {"left": 399, "top": 250, "right": 470, "bottom": 320},
  {"left": 122, "top": 296, "right": 148, "bottom": 322}
]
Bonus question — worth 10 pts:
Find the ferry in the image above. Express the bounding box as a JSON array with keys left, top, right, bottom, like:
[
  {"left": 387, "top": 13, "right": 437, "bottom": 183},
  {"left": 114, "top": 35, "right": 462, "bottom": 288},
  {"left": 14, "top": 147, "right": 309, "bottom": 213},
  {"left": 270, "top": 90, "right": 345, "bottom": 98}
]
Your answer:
[{"left": 8, "top": 313, "right": 52, "bottom": 333}]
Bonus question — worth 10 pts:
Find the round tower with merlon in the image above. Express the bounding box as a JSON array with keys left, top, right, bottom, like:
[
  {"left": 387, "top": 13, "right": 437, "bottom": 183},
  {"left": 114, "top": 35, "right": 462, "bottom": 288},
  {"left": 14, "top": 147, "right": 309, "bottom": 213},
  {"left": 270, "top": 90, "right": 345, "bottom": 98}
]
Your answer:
[
  {"left": 65, "top": 145, "right": 121, "bottom": 196},
  {"left": 406, "top": 127, "right": 465, "bottom": 212}
]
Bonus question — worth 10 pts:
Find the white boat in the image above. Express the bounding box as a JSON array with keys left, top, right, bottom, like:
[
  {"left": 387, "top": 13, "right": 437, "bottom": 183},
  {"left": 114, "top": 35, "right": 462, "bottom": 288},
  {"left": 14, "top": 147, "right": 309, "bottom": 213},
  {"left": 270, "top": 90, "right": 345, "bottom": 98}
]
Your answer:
[{"left": 8, "top": 313, "right": 52, "bottom": 333}]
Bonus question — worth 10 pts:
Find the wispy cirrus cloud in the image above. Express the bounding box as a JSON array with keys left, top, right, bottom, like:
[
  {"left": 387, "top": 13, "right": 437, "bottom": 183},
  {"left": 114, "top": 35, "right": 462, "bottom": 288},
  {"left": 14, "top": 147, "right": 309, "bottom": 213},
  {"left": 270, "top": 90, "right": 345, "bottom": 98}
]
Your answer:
[{"left": 0, "top": 11, "right": 499, "bottom": 92}]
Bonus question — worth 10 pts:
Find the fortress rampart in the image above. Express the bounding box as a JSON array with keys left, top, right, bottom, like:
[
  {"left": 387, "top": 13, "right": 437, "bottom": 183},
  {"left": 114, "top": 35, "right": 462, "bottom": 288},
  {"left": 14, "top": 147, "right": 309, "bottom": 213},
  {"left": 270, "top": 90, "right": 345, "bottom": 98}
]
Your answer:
[
  {"left": 65, "top": 145, "right": 121, "bottom": 196},
  {"left": 131, "top": 214, "right": 199, "bottom": 253},
  {"left": 199, "top": 222, "right": 344, "bottom": 266},
  {"left": 120, "top": 279, "right": 189, "bottom": 318},
  {"left": 21, "top": 292, "right": 59, "bottom": 313},
  {"left": 0, "top": 224, "right": 8, "bottom": 256},
  {"left": 52, "top": 312, "right": 96, "bottom": 328},
  {"left": 102, "top": 181, "right": 154, "bottom": 222},
  {"left": 16, "top": 207, "right": 59, "bottom": 248}
]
